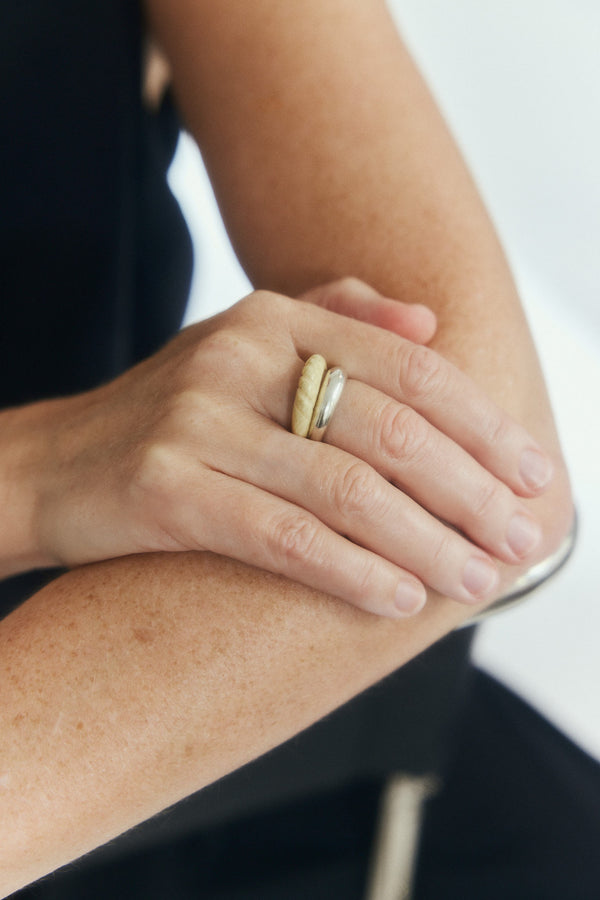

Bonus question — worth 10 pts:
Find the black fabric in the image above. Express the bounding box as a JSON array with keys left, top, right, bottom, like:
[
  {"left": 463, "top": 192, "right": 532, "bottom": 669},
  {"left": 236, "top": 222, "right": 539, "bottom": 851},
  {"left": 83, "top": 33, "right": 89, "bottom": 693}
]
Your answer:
[
  {"left": 13, "top": 668, "right": 600, "bottom": 899},
  {"left": 0, "top": 1, "right": 192, "bottom": 411},
  {"left": 15, "top": 781, "right": 383, "bottom": 900},
  {"left": 0, "top": 0, "right": 193, "bottom": 616},
  {"left": 413, "top": 668, "right": 600, "bottom": 899}
]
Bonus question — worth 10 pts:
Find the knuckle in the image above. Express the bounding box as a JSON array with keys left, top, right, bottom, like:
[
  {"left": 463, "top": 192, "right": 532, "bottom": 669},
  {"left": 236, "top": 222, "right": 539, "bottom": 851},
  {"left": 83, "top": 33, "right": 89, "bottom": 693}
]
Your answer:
[
  {"left": 312, "top": 277, "right": 375, "bottom": 314},
  {"left": 377, "top": 401, "right": 428, "bottom": 465},
  {"left": 219, "top": 290, "right": 295, "bottom": 363},
  {"left": 329, "top": 460, "right": 380, "bottom": 519},
  {"left": 335, "top": 275, "right": 365, "bottom": 296},
  {"left": 399, "top": 344, "right": 446, "bottom": 401},
  {"left": 267, "top": 510, "right": 323, "bottom": 569},
  {"left": 188, "top": 330, "right": 262, "bottom": 391},
  {"left": 243, "top": 289, "right": 292, "bottom": 321},
  {"left": 191, "top": 329, "right": 247, "bottom": 369},
  {"left": 133, "top": 440, "right": 181, "bottom": 502},
  {"left": 304, "top": 277, "right": 366, "bottom": 311}
]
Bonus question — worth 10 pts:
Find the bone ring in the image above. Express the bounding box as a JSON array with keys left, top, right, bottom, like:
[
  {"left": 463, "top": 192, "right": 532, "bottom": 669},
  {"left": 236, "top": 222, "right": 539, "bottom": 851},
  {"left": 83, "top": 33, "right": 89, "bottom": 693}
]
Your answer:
[{"left": 291, "top": 354, "right": 327, "bottom": 437}]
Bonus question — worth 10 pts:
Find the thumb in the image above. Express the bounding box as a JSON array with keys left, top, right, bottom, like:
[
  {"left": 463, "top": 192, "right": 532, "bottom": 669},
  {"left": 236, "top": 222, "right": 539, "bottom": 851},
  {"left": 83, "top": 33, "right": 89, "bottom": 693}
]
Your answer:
[{"left": 299, "top": 277, "right": 437, "bottom": 345}]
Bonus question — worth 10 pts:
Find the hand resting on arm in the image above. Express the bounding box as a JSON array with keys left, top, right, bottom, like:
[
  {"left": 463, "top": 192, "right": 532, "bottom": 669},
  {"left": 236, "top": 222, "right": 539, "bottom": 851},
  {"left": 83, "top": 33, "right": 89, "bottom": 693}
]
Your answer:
[
  {"left": 0, "top": 287, "right": 570, "bottom": 896},
  {"left": 0, "top": 0, "right": 574, "bottom": 893},
  {"left": 0, "top": 281, "right": 549, "bottom": 617}
]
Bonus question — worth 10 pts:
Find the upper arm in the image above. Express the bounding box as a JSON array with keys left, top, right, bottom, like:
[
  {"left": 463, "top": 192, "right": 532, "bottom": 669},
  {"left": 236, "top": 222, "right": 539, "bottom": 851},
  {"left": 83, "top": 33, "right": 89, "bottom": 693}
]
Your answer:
[{"left": 143, "top": 0, "right": 474, "bottom": 296}]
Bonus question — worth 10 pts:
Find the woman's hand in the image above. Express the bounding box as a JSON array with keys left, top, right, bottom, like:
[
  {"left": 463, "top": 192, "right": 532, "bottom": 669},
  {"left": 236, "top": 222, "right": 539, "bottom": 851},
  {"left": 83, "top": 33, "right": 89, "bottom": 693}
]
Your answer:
[{"left": 9, "top": 280, "right": 553, "bottom": 617}]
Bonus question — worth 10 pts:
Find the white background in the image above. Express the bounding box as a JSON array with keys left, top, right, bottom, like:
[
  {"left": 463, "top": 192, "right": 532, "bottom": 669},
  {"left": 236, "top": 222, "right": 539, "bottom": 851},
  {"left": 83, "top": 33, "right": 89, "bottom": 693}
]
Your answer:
[{"left": 168, "top": 0, "right": 600, "bottom": 759}]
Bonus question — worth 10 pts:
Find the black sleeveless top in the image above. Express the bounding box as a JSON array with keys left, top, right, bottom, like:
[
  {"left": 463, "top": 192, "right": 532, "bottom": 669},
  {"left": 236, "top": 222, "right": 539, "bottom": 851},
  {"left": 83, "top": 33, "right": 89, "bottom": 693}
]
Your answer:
[{"left": 0, "top": 0, "right": 193, "bottom": 616}]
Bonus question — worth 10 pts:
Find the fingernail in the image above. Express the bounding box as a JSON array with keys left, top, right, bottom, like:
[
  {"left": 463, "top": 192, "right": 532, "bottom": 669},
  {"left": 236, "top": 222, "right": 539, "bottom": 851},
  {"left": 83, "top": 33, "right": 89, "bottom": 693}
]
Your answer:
[
  {"left": 462, "top": 557, "right": 499, "bottom": 601},
  {"left": 520, "top": 448, "right": 553, "bottom": 492},
  {"left": 395, "top": 581, "right": 427, "bottom": 616},
  {"left": 507, "top": 513, "right": 542, "bottom": 559}
]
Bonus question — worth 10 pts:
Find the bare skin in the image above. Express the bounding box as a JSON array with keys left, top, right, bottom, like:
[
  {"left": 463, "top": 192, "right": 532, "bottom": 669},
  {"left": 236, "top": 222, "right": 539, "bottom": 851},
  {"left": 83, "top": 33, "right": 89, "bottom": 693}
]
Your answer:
[
  {"left": 0, "top": 284, "right": 554, "bottom": 614},
  {"left": 0, "top": 1, "right": 573, "bottom": 894}
]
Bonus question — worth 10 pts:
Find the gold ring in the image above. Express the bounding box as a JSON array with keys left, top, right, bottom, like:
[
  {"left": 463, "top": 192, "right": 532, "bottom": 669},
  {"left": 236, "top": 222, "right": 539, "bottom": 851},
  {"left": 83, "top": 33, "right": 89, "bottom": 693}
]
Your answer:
[{"left": 291, "top": 354, "right": 327, "bottom": 437}]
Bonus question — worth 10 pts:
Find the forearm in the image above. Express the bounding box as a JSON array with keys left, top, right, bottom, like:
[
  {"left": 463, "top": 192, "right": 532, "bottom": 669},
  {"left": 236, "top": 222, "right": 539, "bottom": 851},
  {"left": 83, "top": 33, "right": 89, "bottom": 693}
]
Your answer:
[
  {"left": 2, "top": 2, "right": 574, "bottom": 889},
  {"left": 2, "top": 549, "right": 467, "bottom": 896},
  {"left": 148, "top": 0, "right": 573, "bottom": 543}
]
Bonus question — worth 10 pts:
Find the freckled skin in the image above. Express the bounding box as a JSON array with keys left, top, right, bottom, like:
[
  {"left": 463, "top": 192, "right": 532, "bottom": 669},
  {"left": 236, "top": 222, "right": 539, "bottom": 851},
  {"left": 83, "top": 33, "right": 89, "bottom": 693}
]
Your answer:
[
  {"left": 132, "top": 627, "right": 156, "bottom": 646},
  {"left": 0, "top": 1, "right": 573, "bottom": 895}
]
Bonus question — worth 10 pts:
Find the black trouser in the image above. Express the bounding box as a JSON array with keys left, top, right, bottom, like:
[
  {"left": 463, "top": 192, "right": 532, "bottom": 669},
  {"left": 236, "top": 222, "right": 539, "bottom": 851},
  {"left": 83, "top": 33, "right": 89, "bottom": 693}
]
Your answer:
[{"left": 414, "top": 667, "right": 600, "bottom": 900}]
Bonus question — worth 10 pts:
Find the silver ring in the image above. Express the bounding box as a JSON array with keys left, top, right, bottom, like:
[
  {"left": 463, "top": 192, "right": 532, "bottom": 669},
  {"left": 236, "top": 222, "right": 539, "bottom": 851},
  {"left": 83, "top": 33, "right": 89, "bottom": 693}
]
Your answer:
[{"left": 308, "top": 367, "right": 347, "bottom": 441}]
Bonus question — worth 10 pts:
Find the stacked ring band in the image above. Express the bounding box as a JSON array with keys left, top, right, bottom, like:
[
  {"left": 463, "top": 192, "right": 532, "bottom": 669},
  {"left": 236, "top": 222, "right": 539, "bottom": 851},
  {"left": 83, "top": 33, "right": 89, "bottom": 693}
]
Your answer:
[
  {"left": 291, "top": 354, "right": 327, "bottom": 437},
  {"left": 308, "top": 367, "right": 347, "bottom": 441},
  {"left": 291, "top": 354, "right": 347, "bottom": 440}
]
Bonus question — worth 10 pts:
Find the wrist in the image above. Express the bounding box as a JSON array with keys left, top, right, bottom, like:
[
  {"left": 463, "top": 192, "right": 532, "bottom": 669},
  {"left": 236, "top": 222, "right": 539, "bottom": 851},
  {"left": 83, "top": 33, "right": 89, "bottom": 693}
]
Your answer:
[{"left": 0, "top": 403, "right": 59, "bottom": 578}]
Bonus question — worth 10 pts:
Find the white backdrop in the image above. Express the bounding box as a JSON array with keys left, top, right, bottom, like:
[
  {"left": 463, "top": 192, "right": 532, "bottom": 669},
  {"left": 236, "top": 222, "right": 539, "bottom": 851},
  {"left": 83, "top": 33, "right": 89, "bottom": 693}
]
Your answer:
[{"left": 168, "top": 0, "right": 600, "bottom": 759}]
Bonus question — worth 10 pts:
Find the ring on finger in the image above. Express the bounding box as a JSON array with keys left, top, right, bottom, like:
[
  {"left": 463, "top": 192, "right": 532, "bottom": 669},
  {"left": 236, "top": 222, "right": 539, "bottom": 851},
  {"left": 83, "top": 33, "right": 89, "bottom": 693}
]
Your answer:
[
  {"left": 291, "top": 355, "right": 347, "bottom": 441},
  {"left": 309, "top": 367, "right": 347, "bottom": 441},
  {"left": 291, "top": 354, "right": 328, "bottom": 437}
]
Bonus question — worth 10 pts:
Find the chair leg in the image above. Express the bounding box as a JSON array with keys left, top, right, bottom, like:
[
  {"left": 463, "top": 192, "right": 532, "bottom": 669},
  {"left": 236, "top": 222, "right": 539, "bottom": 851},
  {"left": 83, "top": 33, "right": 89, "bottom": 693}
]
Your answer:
[{"left": 364, "top": 774, "right": 436, "bottom": 900}]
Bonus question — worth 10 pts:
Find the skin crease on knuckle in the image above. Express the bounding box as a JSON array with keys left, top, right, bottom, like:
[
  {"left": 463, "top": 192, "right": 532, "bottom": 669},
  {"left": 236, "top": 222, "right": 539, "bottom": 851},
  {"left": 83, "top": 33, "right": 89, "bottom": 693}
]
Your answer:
[
  {"left": 327, "top": 459, "right": 383, "bottom": 524},
  {"left": 398, "top": 343, "right": 447, "bottom": 405},
  {"left": 264, "top": 504, "right": 393, "bottom": 614},
  {"left": 375, "top": 400, "right": 429, "bottom": 469},
  {"left": 267, "top": 509, "right": 326, "bottom": 573}
]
